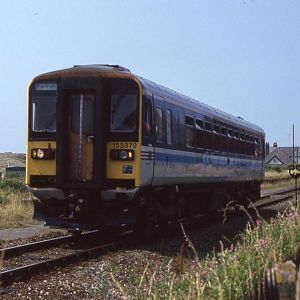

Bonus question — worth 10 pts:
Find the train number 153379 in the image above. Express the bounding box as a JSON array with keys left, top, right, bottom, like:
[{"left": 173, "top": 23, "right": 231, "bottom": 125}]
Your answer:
[{"left": 112, "top": 142, "right": 137, "bottom": 149}]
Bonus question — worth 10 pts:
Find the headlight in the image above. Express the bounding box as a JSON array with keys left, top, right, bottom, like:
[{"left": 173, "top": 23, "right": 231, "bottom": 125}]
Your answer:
[
  {"left": 110, "top": 149, "right": 135, "bottom": 161},
  {"left": 31, "top": 148, "right": 55, "bottom": 160},
  {"left": 37, "top": 149, "right": 45, "bottom": 159},
  {"left": 119, "top": 150, "right": 128, "bottom": 160}
]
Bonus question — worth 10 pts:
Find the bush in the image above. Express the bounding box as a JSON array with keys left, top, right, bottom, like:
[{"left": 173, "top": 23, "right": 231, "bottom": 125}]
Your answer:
[
  {"left": 265, "top": 165, "right": 284, "bottom": 173},
  {"left": 0, "top": 177, "right": 28, "bottom": 193}
]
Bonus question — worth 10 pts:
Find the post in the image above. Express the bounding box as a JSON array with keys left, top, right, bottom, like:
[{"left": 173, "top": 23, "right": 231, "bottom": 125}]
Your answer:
[
  {"left": 293, "top": 124, "right": 295, "bottom": 164},
  {"left": 293, "top": 124, "right": 298, "bottom": 206}
]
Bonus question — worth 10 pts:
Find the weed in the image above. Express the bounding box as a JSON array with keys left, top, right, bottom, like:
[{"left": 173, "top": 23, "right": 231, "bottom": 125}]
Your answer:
[{"left": 111, "top": 202, "right": 300, "bottom": 299}]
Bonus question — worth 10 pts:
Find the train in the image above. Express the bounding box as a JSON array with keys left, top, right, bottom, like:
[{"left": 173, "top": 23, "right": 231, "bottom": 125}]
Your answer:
[{"left": 26, "top": 64, "right": 265, "bottom": 232}]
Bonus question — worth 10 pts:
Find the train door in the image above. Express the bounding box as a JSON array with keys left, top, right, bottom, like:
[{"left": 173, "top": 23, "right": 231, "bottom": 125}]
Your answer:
[
  {"left": 164, "top": 102, "right": 175, "bottom": 179},
  {"left": 66, "top": 92, "right": 95, "bottom": 182},
  {"left": 153, "top": 95, "right": 166, "bottom": 183},
  {"left": 56, "top": 78, "right": 105, "bottom": 188},
  {"left": 141, "top": 97, "right": 155, "bottom": 184}
]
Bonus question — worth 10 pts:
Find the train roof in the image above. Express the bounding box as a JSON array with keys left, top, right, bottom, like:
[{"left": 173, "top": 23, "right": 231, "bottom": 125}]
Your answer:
[
  {"left": 33, "top": 64, "right": 265, "bottom": 136},
  {"left": 136, "top": 76, "right": 264, "bottom": 136}
]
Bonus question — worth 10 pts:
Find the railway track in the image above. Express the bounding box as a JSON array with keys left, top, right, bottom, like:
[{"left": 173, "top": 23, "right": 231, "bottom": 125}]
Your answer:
[
  {"left": 0, "top": 229, "right": 132, "bottom": 286},
  {"left": 0, "top": 231, "right": 96, "bottom": 259},
  {"left": 0, "top": 186, "right": 298, "bottom": 287},
  {"left": 256, "top": 186, "right": 298, "bottom": 209}
]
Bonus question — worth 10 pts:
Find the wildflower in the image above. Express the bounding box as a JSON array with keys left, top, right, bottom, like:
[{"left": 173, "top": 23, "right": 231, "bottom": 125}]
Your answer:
[
  {"left": 144, "top": 287, "right": 149, "bottom": 295},
  {"left": 190, "top": 261, "right": 196, "bottom": 273},
  {"left": 286, "top": 210, "right": 296, "bottom": 220},
  {"left": 256, "top": 219, "right": 262, "bottom": 229},
  {"left": 257, "top": 237, "right": 270, "bottom": 248}
]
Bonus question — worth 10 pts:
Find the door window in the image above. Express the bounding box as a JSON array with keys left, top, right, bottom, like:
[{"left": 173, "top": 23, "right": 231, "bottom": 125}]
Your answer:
[
  {"left": 166, "top": 109, "right": 172, "bottom": 145},
  {"left": 155, "top": 107, "right": 163, "bottom": 143}
]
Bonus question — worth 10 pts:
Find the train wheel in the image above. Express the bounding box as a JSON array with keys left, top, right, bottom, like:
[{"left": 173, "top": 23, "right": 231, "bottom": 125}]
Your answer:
[{"left": 136, "top": 193, "right": 160, "bottom": 237}]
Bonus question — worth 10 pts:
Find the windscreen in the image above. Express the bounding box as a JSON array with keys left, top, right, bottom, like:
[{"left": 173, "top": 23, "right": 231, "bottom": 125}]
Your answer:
[
  {"left": 110, "top": 93, "right": 137, "bottom": 132},
  {"left": 31, "top": 95, "right": 56, "bottom": 132}
]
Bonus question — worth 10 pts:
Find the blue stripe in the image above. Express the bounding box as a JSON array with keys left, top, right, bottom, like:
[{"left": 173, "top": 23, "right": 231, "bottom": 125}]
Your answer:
[{"left": 154, "top": 152, "right": 260, "bottom": 168}]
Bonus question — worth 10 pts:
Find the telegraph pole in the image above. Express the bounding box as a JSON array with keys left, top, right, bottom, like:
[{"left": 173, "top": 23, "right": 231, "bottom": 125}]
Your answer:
[
  {"left": 293, "top": 124, "right": 298, "bottom": 206},
  {"left": 293, "top": 124, "right": 295, "bottom": 164}
]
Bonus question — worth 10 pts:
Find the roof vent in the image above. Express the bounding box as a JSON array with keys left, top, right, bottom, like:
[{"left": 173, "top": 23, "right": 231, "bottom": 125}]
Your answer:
[{"left": 73, "top": 64, "right": 130, "bottom": 72}]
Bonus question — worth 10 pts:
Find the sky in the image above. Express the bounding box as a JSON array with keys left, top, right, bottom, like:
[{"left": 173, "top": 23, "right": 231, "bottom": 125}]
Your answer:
[{"left": 0, "top": 0, "right": 299, "bottom": 152}]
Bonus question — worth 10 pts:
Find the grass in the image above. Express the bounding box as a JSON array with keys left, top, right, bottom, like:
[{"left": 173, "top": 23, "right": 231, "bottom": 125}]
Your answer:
[
  {"left": 111, "top": 203, "right": 300, "bottom": 299},
  {"left": 1, "top": 173, "right": 299, "bottom": 298},
  {"left": 263, "top": 170, "right": 295, "bottom": 190},
  {"left": 0, "top": 177, "right": 34, "bottom": 229}
]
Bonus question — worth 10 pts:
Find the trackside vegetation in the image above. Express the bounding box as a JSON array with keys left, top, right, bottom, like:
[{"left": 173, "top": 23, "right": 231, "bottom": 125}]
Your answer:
[
  {"left": 0, "top": 177, "right": 34, "bottom": 228},
  {"left": 0, "top": 172, "right": 299, "bottom": 298},
  {"left": 111, "top": 204, "right": 300, "bottom": 299}
]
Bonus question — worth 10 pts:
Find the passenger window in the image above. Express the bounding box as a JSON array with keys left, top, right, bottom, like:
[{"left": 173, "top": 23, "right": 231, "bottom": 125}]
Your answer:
[
  {"left": 166, "top": 109, "right": 172, "bottom": 145},
  {"left": 205, "top": 122, "right": 212, "bottom": 131},
  {"left": 213, "top": 125, "right": 220, "bottom": 134},
  {"left": 240, "top": 133, "right": 245, "bottom": 154},
  {"left": 234, "top": 131, "right": 240, "bottom": 154},
  {"left": 245, "top": 135, "right": 250, "bottom": 155},
  {"left": 213, "top": 125, "right": 220, "bottom": 151},
  {"left": 155, "top": 107, "right": 163, "bottom": 143},
  {"left": 195, "top": 119, "right": 204, "bottom": 148},
  {"left": 250, "top": 136, "right": 255, "bottom": 156},
  {"left": 220, "top": 127, "right": 227, "bottom": 152},
  {"left": 253, "top": 137, "right": 260, "bottom": 157},
  {"left": 204, "top": 122, "right": 212, "bottom": 150},
  {"left": 228, "top": 129, "right": 234, "bottom": 153},
  {"left": 185, "top": 116, "right": 194, "bottom": 126},
  {"left": 196, "top": 119, "right": 203, "bottom": 130},
  {"left": 185, "top": 115, "right": 194, "bottom": 147}
]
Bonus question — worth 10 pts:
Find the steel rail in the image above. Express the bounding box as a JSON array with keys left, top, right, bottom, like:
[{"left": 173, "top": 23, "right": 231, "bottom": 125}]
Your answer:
[
  {"left": 0, "top": 241, "right": 115, "bottom": 286},
  {"left": 0, "top": 230, "right": 133, "bottom": 286},
  {"left": 261, "top": 186, "right": 300, "bottom": 198},
  {"left": 0, "top": 230, "right": 99, "bottom": 259},
  {"left": 253, "top": 194, "right": 294, "bottom": 210},
  {"left": 254, "top": 186, "right": 299, "bottom": 209}
]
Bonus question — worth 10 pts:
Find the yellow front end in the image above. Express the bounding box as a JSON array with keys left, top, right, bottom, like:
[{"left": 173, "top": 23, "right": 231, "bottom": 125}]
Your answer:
[
  {"left": 106, "top": 141, "right": 141, "bottom": 187},
  {"left": 26, "top": 141, "right": 56, "bottom": 185}
]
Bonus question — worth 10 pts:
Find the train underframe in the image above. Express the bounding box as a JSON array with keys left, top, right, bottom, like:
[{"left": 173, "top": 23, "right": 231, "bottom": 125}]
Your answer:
[{"left": 31, "top": 180, "right": 261, "bottom": 232}]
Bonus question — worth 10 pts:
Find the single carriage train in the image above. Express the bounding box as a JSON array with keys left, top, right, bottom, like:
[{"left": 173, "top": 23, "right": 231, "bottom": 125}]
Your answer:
[{"left": 26, "top": 64, "right": 265, "bottom": 231}]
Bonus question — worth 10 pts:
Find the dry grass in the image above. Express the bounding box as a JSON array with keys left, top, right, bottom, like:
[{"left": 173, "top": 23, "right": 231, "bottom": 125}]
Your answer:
[
  {"left": 264, "top": 170, "right": 290, "bottom": 180},
  {"left": 263, "top": 170, "right": 294, "bottom": 190},
  {"left": 0, "top": 178, "right": 35, "bottom": 229}
]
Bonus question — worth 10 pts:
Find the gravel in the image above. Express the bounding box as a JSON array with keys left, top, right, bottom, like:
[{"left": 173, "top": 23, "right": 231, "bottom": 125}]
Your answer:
[{"left": 0, "top": 196, "right": 296, "bottom": 300}]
